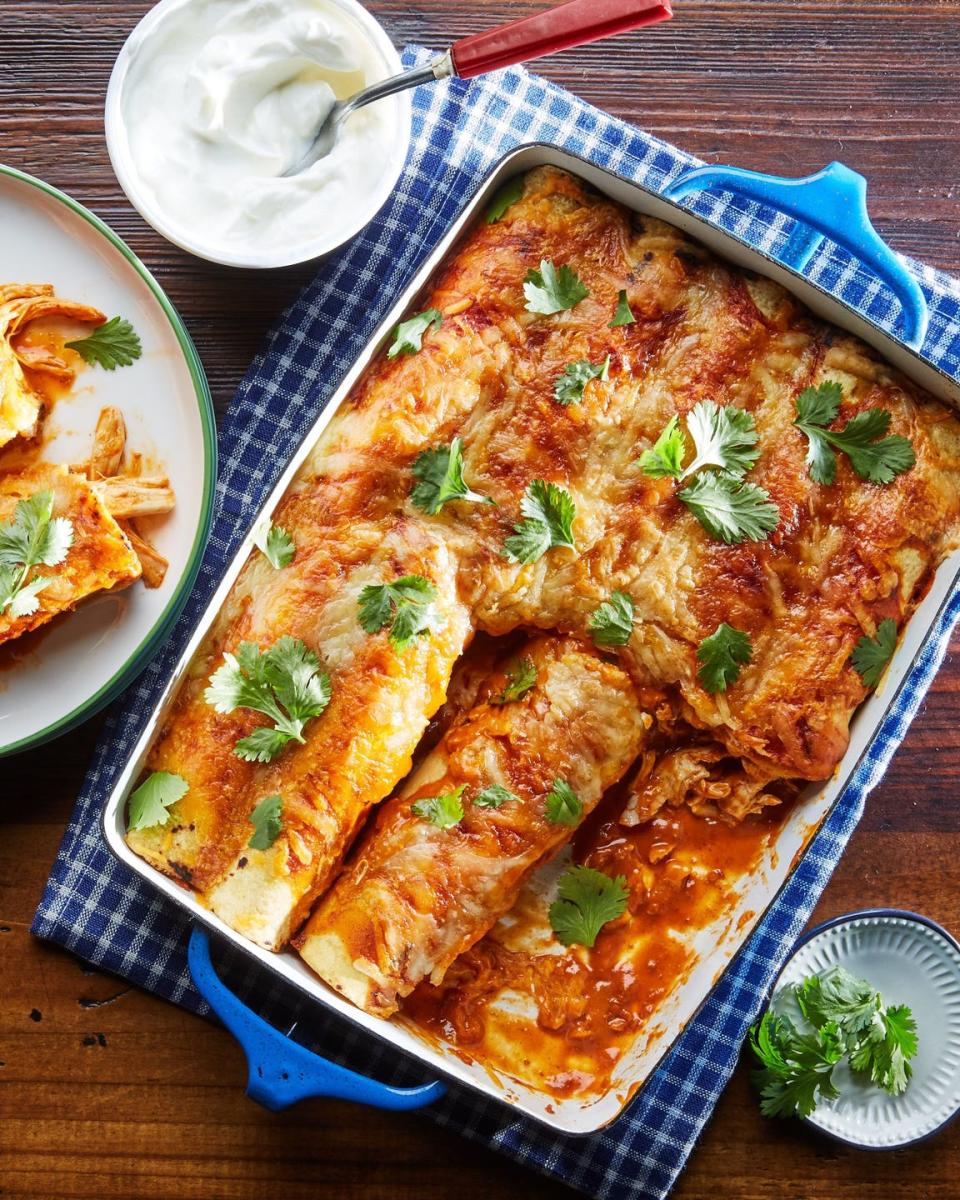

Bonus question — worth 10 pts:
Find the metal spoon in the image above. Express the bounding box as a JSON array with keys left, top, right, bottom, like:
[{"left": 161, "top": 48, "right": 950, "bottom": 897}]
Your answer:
[{"left": 283, "top": 0, "right": 672, "bottom": 177}]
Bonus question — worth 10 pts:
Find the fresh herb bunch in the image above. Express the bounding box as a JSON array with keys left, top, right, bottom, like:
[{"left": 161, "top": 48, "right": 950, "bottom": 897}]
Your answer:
[{"left": 749, "top": 965, "right": 918, "bottom": 1119}]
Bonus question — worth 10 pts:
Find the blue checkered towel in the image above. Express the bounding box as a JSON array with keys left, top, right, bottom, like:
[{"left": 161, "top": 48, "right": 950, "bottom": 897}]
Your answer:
[{"left": 33, "top": 46, "right": 960, "bottom": 1200}]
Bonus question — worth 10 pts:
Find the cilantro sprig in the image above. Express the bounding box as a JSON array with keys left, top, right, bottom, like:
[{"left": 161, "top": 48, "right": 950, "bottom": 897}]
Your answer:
[
  {"left": 66, "top": 316, "right": 142, "bottom": 370},
  {"left": 851, "top": 618, "right": 898, "bottom": 689},
  {"left": 697, "top": 622, "right": 752, "bottom": 693},
  {"left": 554, "top": 357, "right": 610, "bottom": 406},
  {"left": 410, "top": 437, "right": 493, "bottom": 514},
  {"left": 248, "top": 795, "right": 283, "bottom": 850},
  {"left": 490, "top": 657, "right": 537, "bottom": 705},
  {"left": 639, "top": 401, "right": 778, "bottom": 544},
  {"left": 794, "top": 381, "right": 916, "bottom": 485},
  {"left": 205, "top": 637, "right": 332, "bottom": 763},
  {"left": 485, "top": 176, "right": 524, "bottom": 223},
  {"left": 474, "top": 783, "right": 518, "bottom": 809},
  {"left": 545, "top": 779, "right": 582, "bottom": 827},
  {"left": 357, "top": 575, "right": 436, "bottom": 650},
  {"left": 127, "top": 771, "right": 188, "bottom": 832},
  {"left": 549, "top": 865, "right": 629, "bottom": 948},
  {"left": 0, "top": 490, "right": 74, "bottom": 619},
  {"left": 523, "top": 259, "right": 590, "bottom": 315},
  {"left": 388, "top": 308, "right": 442, "bottom": 358},
  {"left": 411, "top": 784, "right": 466, "bottom": 829},
  {"left": 503, "top": 480, "right": 576, "bottom": 564},
  {"left": 253, "top": 518, "right": 295, "bottom": 570},
  {"left": 750, "top": 965, "right": 918, "bottom": 1118},
  {"left": 588, "top": 590, "right": 635, "bottom": 648},
  {"left": 610, "top": 289, "right": 636, "bottom": 328},
  {"left": 677, "top": 474, "right": 779, "bottom": 545}
]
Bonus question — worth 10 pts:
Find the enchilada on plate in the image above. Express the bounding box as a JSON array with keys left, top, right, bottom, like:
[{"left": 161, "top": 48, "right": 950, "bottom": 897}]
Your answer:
[{"left": 123, "top": 163, "right": 960, "bottom": 1100}]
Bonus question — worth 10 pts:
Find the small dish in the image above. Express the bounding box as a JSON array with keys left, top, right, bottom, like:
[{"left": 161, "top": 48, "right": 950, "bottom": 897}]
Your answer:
[
  {"left": 0, "top": 163, "right": 215, "bottom": 755},
  {"left": 772, "top": 909, "right": 960, "bottom": 1149},
  {"left": 103, "top": 0, "right": 411, "bottom": 269}
]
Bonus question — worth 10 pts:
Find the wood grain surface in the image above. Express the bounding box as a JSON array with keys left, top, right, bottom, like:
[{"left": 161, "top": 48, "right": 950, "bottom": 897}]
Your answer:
[{"left": 2, "top": 2, "right": 960, "bottom": 1197}]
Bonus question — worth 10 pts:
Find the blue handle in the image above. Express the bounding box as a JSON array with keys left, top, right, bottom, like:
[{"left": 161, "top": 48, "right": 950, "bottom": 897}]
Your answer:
[
  {"left": 662, "top": 161, "right": 928, "bottom": 352},
  {"left": 187, "top": 925, "right": 446, "bottom": 1113}
]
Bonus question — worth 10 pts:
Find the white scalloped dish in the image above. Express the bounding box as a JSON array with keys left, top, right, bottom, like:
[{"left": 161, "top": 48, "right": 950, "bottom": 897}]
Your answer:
[{"left": 772, "top": 910, "right": 960, "bottom": 1149}]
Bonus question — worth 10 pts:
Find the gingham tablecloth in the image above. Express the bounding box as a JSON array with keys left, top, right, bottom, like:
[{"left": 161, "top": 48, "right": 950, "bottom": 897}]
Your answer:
[{"left": 33, "top": 47, "right": 960, "bottom": 1200}]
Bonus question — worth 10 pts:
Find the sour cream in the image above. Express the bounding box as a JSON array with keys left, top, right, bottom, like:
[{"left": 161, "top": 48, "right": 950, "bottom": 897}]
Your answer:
[{"left": 107, "top": 0, "right": 407, "bottom": 266}]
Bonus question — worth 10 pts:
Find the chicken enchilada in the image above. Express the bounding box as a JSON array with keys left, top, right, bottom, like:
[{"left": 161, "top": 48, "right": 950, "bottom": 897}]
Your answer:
[{"left": 123, "top": 164, "right": 960, "bottom": 1099}]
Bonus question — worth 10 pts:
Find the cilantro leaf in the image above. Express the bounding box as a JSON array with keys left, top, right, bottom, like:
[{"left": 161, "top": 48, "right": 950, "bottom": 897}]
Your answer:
[
  {"left": 410, "top": 436, "right": 493, "bottom": 514},
  {"left": 697, "top": 622, "right": 752, "bottom": 693},
  {"left": 795, "top": 380, "right": 843, "bottom": 427},
  {"left": 387, "top": 308, "right": 442, "bottom": 358},
  {"left": 588, "top": 590, "right": 635, "bottom": 648},
  {"left": 66, "top": 316, "right": 142, "bottom": 370},
  {"left": 474, "top": 783, "right": 518, "bottom": 809},
  {"left": 794, "top": 381, "right": 915, "bottom": 485},
  {"left": 678, "top": 473, "right": 779, "bottom": 544},
  {"left": 490, "top": 657, "right": 537, "bottom": 705},
  {"left": 750, "top": 966, "right": 919, "bottom": 1120},
  {"left": 523, "top": 259, "right": 590, "bottom": 315},
  {"left": 485, "top": 176, "right": 524, "bottom": 223},
  {"left": 638, "top": 414, "right": 686, "bottom": 479},
  {"left": 683, "top": 400, "right": 760, "bottom": 480},
  {"left": 548, "top": 865, "right": 629, "bottom": 948},
  {"left": 795, "top": 965, "right": 880, "bottom": 1039},
  {"left": 0, "top": 489, "right": 74, "bottom": 618},
  {"left": 411, "top": 783, "right": 466, "bottom": 829},
  {"left": 553, "top": 357, "right": 610, "bottom": 406},
  {"left": 749, "top": 1012, "right": 843, "bottom": 1119},
  {"left": 545, "top": 779, "right": 582, "bottom": 827},
  {"left": 851, "top": 618, "right": 898, "bottom": 689},
  {"left": 357, "top": 574, "right": 436, "bottom": 649},
  {"left": 640, "top": 401, "right": 759, "bottom": 482},
  {"left": 253, "top": 518, "right": 295, "bottom": 570},
  {"left": 248, "top": 795, "right": 283, "bottom": 851},
  {"left": 127, "top": 771, "right": 188, "bottom": 832},
  {"left": 610, "top": 289, "right": 636, "bottom": 328},
  {"left": 205, "top": 637, "right": 331, "bottom": 762},
  {"left": 503, "top": 479, "right": 577, "bottom": 564},
  {"left": 850, "top": 1005, "right": 917, "bottom": 1094}
]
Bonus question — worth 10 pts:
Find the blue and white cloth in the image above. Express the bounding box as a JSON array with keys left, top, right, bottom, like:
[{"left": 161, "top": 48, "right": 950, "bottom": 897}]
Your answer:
[{"left": 33, "top": 47, "right": 960, "bottom": 1200}]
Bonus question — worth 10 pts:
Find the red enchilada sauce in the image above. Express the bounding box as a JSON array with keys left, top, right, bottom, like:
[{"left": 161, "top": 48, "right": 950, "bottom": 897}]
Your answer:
[{"left": 403, "top": 787, "right": 793, "bottom": 1098}]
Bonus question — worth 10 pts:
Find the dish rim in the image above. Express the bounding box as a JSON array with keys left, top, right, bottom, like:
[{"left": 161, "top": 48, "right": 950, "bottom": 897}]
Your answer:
[
  {"left": 98, "top": 140, "right": 960, "bottom": 1132},
  {"left": 772, "top": 908, "right": 960, "bottom": 1151},
  {"left": 0, "top": 161, "right": 217, "bottom": 757}
]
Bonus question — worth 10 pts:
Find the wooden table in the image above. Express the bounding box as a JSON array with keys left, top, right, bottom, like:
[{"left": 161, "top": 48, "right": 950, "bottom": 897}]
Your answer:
[{"left": 3, "top": 2, "right": 960, "bottom": 1196}]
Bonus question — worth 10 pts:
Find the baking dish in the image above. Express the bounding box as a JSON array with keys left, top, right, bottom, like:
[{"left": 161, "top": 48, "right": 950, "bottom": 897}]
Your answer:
[{"left": 102, "top": 143, "right": 960, "bottom": 1135}]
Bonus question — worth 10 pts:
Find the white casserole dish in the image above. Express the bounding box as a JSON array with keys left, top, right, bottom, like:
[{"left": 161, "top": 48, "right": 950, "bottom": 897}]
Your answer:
[{"left": 101, "top": 143, "right": 960, "bottom": 1134}]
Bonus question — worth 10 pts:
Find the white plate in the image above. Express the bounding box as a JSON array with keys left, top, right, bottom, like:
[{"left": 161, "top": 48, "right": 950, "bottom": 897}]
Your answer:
[
  {"left": 773, "top": 910, "right": 960, "bottom": 1149},
  {"left": 0, "top": 164, "right": 216, "bottom": 755}
]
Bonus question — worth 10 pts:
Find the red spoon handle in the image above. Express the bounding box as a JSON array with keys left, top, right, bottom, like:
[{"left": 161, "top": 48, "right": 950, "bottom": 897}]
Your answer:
[{"left": 450, "top": 0, "right": 672, "bottom": 80}]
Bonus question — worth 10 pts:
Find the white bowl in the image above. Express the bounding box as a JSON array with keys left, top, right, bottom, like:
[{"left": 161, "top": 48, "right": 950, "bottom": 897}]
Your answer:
[
  {"left": 104, "top": 0, "right": 410, "bottom": 269},
  {"left": 771, "top": 909, "right": 960, "bottom": 1149}
]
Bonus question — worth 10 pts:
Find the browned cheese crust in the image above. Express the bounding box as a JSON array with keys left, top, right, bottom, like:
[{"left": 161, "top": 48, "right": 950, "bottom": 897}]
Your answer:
[{"left": 129, "top": 165, "right": 960, "bottom": 964}]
